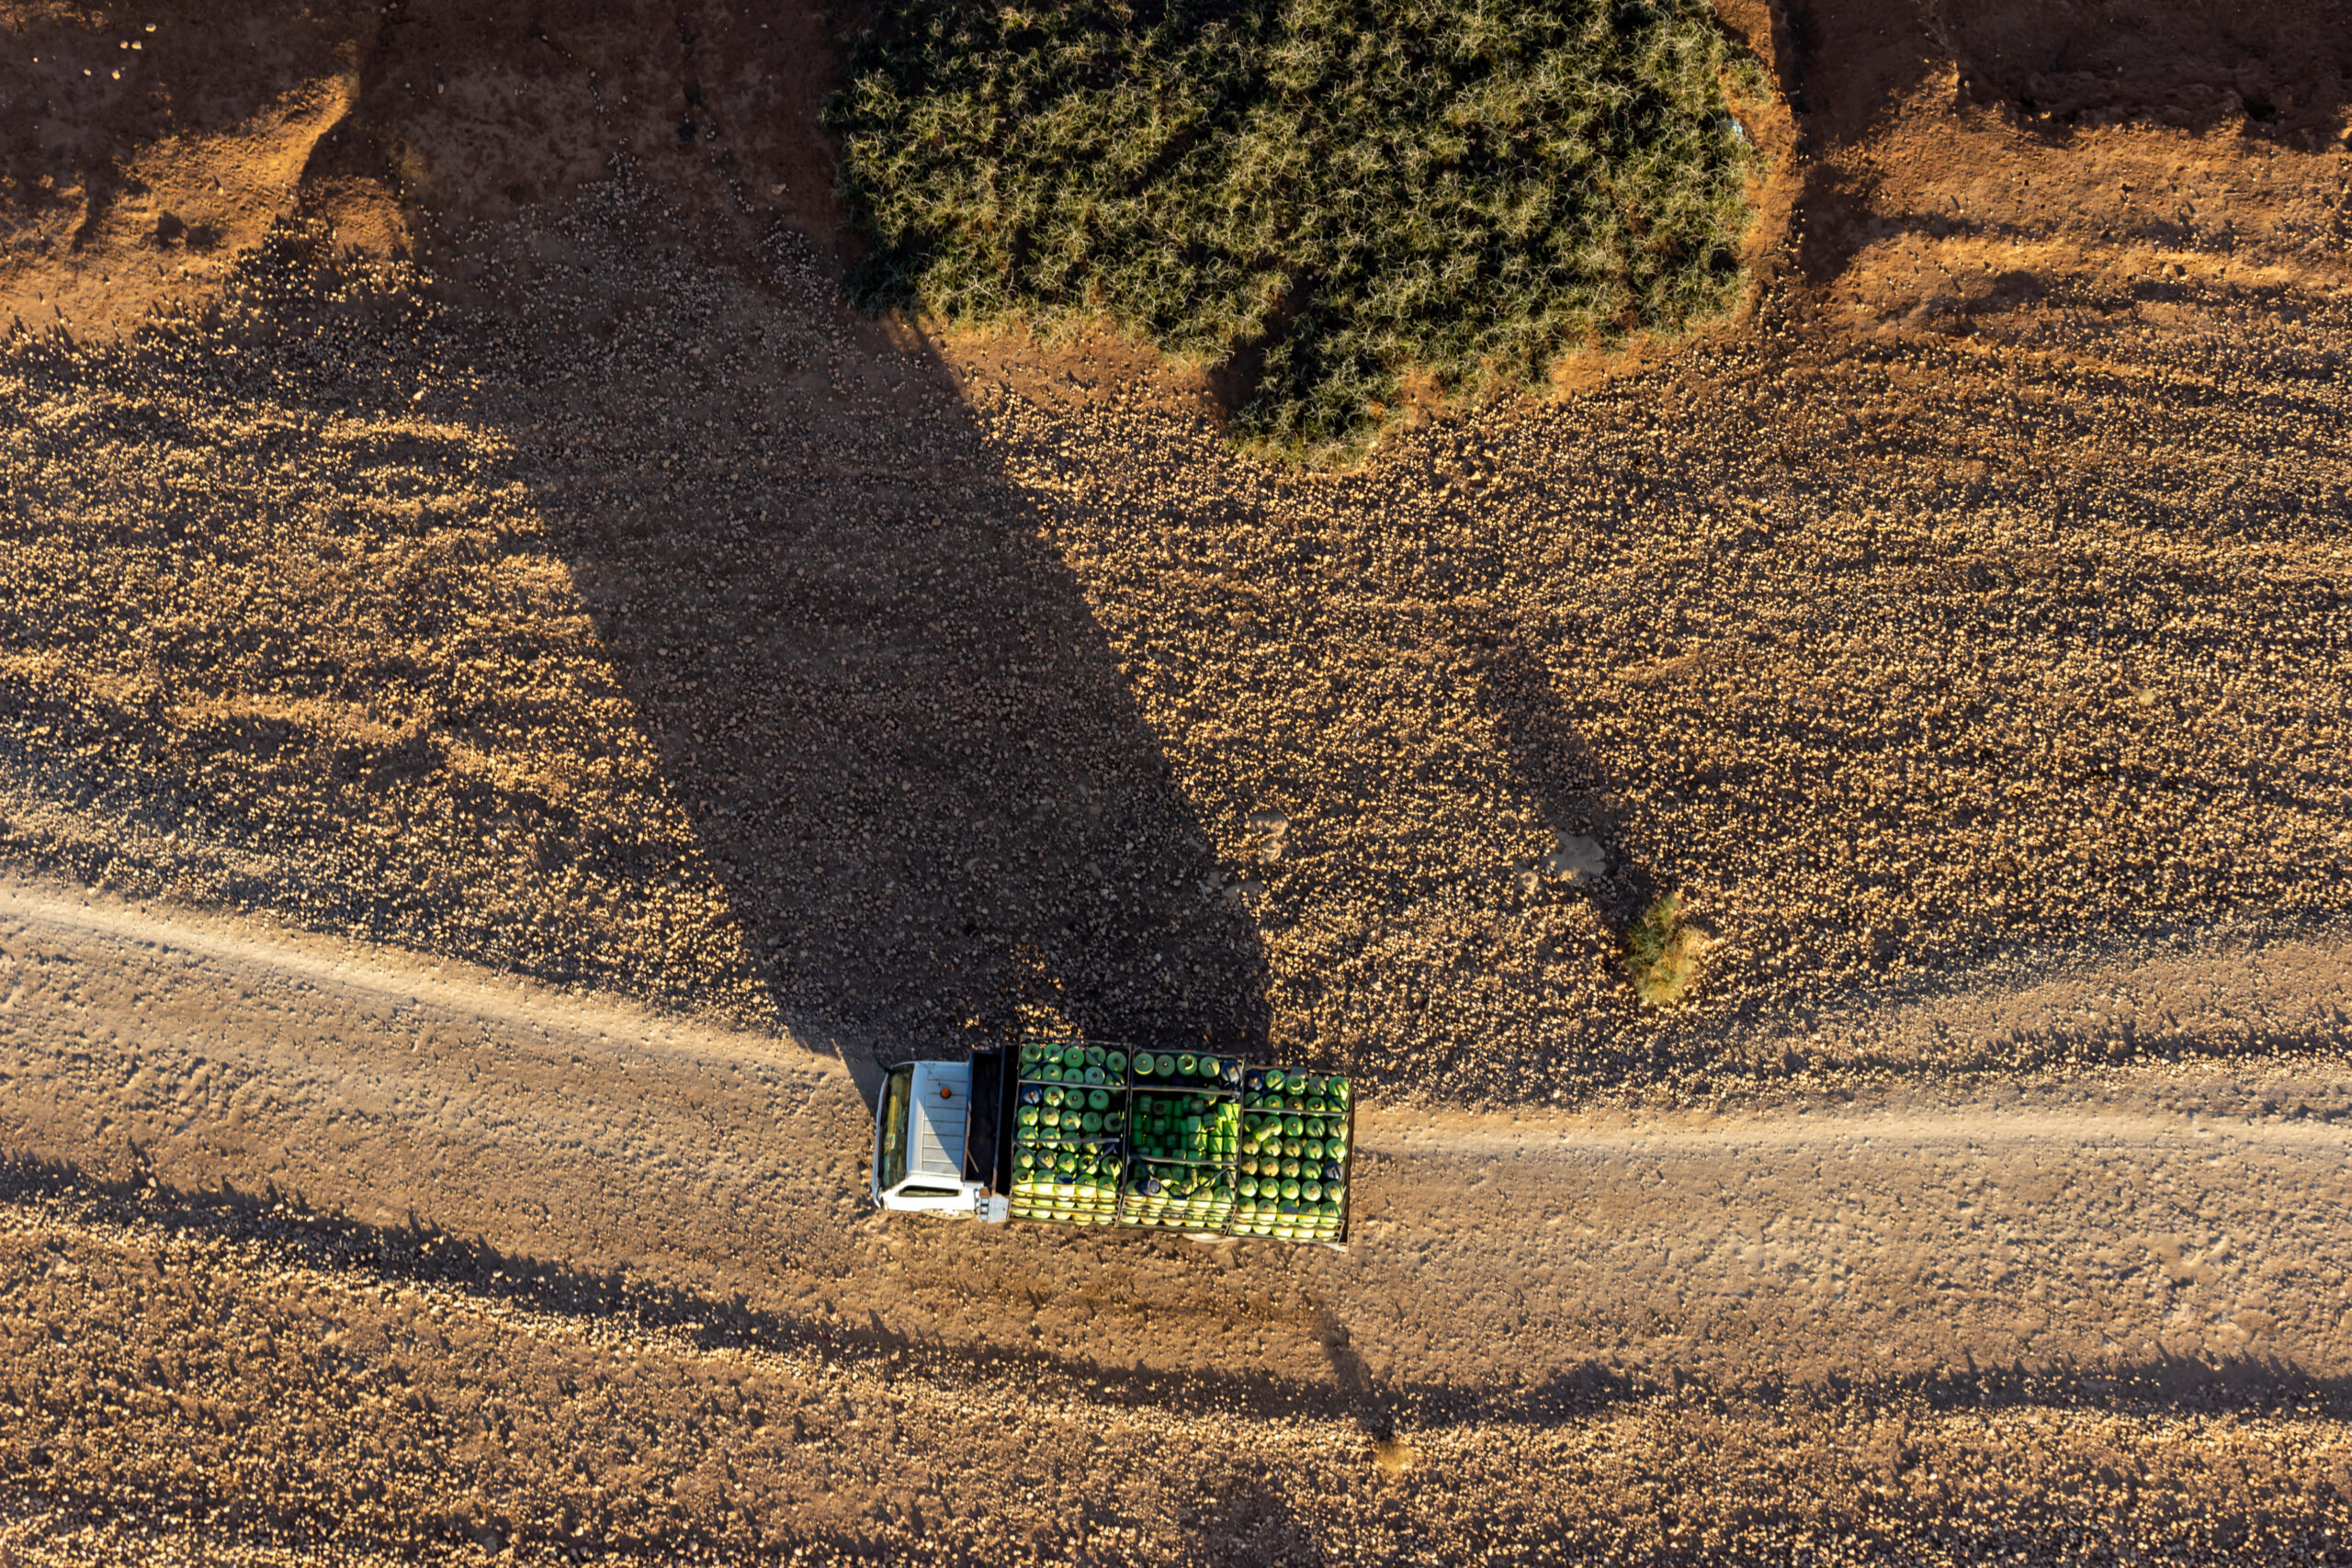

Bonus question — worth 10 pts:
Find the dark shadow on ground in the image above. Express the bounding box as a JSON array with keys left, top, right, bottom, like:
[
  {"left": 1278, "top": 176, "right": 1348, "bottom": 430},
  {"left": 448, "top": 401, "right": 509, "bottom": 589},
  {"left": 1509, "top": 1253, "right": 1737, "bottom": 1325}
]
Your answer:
[
  {"left": 1933, "top": 0, "right": 2352, "bottom": 143},
  {"left": 0, "top": 185, "right": 1269, "bottom": 1112},
  {"left": 1778, "top": 0, "right": 2352, "bottom": 291},
  {"left": 336, "top": 4, "right": 1281, "bottom": 1100},
  {"left": 9, "top": 1150, "right": 2344, "bottom": 1431},
  {"left": 1780, "top": 0, "right": 2350, "bottom": 152},
  {"left": 1774, "top": 0, "right": 1941, "bottom": 148},
  {"left": 1453, "top": 612, "right": 1659, "bottom": 935},
  {"left": 1309, "top": 1297, "right": 1395, "bottom": 1441},
  {"left": 1177, "top": 1471, "right": 1329, "bottom": 1567},
  {"left": 464, "top": 187, "right": 1272, "bottom": 1103},
  {"left": 57, "top": 0, "right": 1274, "bottom": 1104}
]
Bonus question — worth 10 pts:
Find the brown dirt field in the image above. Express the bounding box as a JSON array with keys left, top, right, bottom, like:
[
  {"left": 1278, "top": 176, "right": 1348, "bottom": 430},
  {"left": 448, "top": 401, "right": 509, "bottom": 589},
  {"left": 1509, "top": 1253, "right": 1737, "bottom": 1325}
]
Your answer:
[
  {"left": 3, "top": 884, "right": 2351, "bottom": 1563},
  {"left": 3, "top": 0, "right": 2351, "bottom": 1559}
]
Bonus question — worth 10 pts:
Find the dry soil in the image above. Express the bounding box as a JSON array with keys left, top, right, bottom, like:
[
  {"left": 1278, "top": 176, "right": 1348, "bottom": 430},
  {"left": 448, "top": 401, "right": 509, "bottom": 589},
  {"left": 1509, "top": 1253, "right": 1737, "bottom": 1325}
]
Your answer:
[
  {"left": 4, "top": 882, "right": 2352, "bottom": 1563},
  {"left": 3, "top": 0, "right": 2351, "bottom": 1560}
]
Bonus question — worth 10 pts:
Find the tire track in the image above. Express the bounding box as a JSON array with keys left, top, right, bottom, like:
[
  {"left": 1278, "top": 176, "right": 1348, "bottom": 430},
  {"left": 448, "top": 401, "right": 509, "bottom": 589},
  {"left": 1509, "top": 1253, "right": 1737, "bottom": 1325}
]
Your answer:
[{"left": 6, "top": 874, "right": 2349, "bottom": 1402}]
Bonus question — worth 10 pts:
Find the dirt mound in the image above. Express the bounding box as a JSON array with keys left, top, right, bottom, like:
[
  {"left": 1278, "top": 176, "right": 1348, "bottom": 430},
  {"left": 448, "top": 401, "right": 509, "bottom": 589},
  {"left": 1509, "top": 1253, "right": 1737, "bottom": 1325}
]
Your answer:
[
  {"left": 1935, "top": 0, "right": 2352, "bottom": 139},
  {"left": 2, "top": 0, "right": 846, "bottom": 339},
  {"left": 0, "top": 0, "right": 362, "bottom": 338}
]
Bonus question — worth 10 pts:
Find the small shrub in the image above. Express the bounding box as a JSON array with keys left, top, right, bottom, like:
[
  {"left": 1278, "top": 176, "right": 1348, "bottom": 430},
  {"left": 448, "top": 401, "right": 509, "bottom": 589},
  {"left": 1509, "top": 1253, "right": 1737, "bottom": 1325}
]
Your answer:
[
  {"left": 828, "top": 0, "right": 1763, "bottom": 461},
  {"left": 1623, "top": 889, "right": 1700, "bottom": 1006}
]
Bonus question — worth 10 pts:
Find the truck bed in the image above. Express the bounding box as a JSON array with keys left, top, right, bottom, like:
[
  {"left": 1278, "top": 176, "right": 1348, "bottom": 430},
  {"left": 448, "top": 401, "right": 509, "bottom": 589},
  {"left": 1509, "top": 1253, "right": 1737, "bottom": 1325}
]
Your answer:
[{"left": 1001, "top": 1042, "right": 1353, "bottom": 1244}]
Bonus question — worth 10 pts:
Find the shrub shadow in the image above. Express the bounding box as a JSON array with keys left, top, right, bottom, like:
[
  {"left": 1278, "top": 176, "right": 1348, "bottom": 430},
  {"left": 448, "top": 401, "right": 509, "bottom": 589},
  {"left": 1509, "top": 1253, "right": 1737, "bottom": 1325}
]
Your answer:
[{"left": 1444, "top": 604, "right": 1664, "bottom": 1003}]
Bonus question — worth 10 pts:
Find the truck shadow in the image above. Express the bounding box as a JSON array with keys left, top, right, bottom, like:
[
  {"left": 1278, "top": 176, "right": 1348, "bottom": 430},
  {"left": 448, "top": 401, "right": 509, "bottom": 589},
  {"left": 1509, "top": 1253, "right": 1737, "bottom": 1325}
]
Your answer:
[{"left": 481, "top": 195, "right": 1271, "bottom": 1104}]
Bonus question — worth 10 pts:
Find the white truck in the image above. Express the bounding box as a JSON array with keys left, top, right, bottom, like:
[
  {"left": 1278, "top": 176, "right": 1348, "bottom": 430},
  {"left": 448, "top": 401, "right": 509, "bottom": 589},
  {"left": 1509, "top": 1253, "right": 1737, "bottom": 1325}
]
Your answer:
[{"left": 873, "top": 1040, "right": 1356, "bottom": 1243}]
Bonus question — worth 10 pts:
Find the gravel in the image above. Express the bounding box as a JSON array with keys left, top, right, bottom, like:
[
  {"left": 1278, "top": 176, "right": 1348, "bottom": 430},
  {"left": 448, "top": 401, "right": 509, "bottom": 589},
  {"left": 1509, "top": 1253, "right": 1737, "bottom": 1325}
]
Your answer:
[{"left": 3, "top": 183, "right": 2346, "bottom": 1110}]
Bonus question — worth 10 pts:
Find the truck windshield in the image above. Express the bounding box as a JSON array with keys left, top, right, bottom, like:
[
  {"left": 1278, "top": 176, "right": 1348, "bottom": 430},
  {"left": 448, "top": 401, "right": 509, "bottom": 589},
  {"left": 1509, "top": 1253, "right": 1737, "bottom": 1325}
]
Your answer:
[{"left": 878, "top": 1066, "right": 913, "bottom": 1191}]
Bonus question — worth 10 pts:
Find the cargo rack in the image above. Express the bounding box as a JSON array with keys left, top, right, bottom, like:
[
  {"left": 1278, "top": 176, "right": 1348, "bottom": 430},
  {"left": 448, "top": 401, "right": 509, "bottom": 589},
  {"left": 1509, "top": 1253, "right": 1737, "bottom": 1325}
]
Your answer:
[{"left": 992, "top": 1040, "right": 1354, "bottom": 1244}]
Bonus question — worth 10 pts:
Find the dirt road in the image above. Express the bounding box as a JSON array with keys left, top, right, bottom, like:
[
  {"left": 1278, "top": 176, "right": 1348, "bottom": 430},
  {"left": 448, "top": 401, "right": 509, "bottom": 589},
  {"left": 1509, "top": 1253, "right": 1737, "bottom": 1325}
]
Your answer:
[
  {"left": 6, "top": 0, "right": 2352, "bottom": 1555},
  {"left": 6, "top": 879, "right": 2349, "bottom": 1562}
]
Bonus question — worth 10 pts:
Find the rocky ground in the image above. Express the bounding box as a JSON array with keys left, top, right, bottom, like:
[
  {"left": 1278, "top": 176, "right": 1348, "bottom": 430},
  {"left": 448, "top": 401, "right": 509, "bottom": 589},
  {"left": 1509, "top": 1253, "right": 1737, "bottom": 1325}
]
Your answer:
[
  {"left": 2, "top": 886, "right": 2349, "bottom": 1565},
  {"left": 4, "top": 46, "right": 2348, "bottom": 1105},
  {"left": 3, "top": 0, "right": 2350, "bottom": 1559}
]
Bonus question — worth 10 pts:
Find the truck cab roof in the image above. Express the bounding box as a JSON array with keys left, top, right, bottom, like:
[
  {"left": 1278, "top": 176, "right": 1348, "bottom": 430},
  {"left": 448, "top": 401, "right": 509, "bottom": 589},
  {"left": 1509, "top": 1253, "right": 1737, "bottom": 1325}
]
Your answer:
[
  {"left": 875, "top": 1060, "right": 975, "bottom": 1203},
  {"left": 906, "top": 1060, "right": 969, "bottom": 1183}
]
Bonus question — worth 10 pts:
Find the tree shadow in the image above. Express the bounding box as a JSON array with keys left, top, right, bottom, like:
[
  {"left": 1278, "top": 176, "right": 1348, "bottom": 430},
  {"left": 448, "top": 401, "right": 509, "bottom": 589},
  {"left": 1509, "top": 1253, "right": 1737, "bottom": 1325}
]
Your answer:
[
  {"left": 469, "top": 190, "right": 1271, "bottom": 1103},
  {"left": 0, "top": 1, "right": 1267, "bottom": 1114},
  {"left": 11, "top": 1145, "right": 2346, "bottom": 1429},
  {"left": 1772, "top": 0, "right": 1943, "bottom": 149}
]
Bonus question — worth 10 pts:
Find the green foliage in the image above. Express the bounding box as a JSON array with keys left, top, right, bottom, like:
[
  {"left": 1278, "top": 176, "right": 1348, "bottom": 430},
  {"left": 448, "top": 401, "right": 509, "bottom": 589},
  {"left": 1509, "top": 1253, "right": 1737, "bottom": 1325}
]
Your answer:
[
  {"left": 1623, "top": 889, "right": 1700, "bottom": 1007},
  {"left": 828, "top": 0, "right": 1763, "bottom": 460}
]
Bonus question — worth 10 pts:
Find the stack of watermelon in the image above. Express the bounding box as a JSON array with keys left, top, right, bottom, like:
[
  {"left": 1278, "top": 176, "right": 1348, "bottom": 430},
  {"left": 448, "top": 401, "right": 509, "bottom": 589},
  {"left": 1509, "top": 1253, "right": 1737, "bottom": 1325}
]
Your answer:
[
  {"left": 992, "top": 1044, "right": 1354, "bottom": 1242},
  {"left": 1232, "top": 1068, "right": 1351, "bottom": 1241},
  {"left": 1008, "top": 1041, "right": 1129, "bottom": 1224},
  {"left": 1128, "top": 1050, "right": 1244, "bottom": 1090},
  {"left": 1118, "top": 1054, "right": 1242, "bottom": 1229}
]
